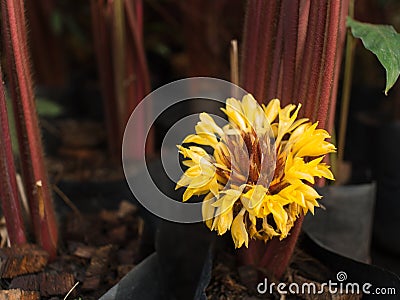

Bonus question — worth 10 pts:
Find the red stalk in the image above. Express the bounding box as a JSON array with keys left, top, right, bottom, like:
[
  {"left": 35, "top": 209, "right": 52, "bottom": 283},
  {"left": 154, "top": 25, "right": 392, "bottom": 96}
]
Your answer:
[
  {"left": 240, "top": 0, "right": 348, "bottom": 279},
  {"left": 1, "top": 0, "right": 58, "bottom": 259},
  {"left": 25, "top": 0, "right": 66, "bottom": 86},
  {"left": 125, "top": 0, "right": 153, "bottom": 158},
  {"left": 0, "top": 66, "right": 27, "bottom": 245},
  {"left": 90, "top": 0, "right": 120, "bottom": 161},
  {"left": 259, "top": 216, "right": 304, "bottom": 279},
  {"left": 266, "top": 1, "right": 284, "bottom": 102},
  {"left": 241, "top": 0, "right": 281, "bottom": 103},
  {"left": 125, "top": 0, "right": 151, "bottom": 96},
  {"left": 124, "top": 20, "right": 144, "bottom": 160},
  {"left": 91, "top": 0, "right": 152, "bottom": 160},
  {"left": 135, "top": 0, "right": 143, "bottom": 38},
  {"left": 280, "top": 0, "right": 300, "bottom": 103},
  {"left": 311, "top": 1, "right": 333, "bottom": 125},
  {"left": 293, "top": 0, "right": 310, "bottom": 101},
  {"left": 296, "top": 0, "right": 327, "bottom": 120},
  {"left": 241, "top": 0, "right": 262, "bottom": 97},
  {"left": 316, "top": 1, "right": 342, "bottom": 129},
  {"left": 327, "top": 0, "right": 349, "bottom": 132},
  {"left": 112, "top": 0, "right": 127, "bottom": 139}
]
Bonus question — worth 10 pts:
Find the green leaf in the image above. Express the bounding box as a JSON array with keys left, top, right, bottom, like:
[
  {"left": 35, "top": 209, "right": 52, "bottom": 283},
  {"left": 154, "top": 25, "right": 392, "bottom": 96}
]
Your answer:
[{"left": 347, "top": 17, "right": 400, "bottom": 95}]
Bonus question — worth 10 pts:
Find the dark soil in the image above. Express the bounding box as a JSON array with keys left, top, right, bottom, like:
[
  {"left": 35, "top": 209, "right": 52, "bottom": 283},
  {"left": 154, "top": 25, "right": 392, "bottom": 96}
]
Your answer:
[
  {"left": 0, "top": 200, "right": 145, "bottom": 299},
  {"left": 45, "top": 119, "right": 124, "bottom": 182}
]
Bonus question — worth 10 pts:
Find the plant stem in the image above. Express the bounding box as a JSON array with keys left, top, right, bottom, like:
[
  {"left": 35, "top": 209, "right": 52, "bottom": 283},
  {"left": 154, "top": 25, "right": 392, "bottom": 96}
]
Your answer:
[
  {"left": 90, "top": 0, "right": 120, "bottom": 162},
  {"left": 241, "top": 0, "right": 280, "bottom": 103},
  {"left": 0, "top": 66, "right": 27, "bottom": 245},
  {"left": 259, "top": 216, "right": 304, "bottom": 279},
  {"left": 281, "top": 0, "right": 300, "bottom": 102},
  {"left": 337, "top": 0, "right": 355, "bottom": 166},
  {"left": 91, "top": 0, "right": 153, "bottom": 160},
  {"left": 240, "top": 0, "right": 349, "bottom": 279},
  {"left": 25, "top": 0, "right": 66, "bottom": 86},
  {"left": 230, "top": 40, "right": 239, "bottom": 86},
  {"left": 125, "top": 0, "right": 153, "bottom": 158},
  {"left": 1, "top": 0, "right": 58, "bottom": 259},
  {"left": 113, "top": 0, "right": 127, "bottom": 139}
]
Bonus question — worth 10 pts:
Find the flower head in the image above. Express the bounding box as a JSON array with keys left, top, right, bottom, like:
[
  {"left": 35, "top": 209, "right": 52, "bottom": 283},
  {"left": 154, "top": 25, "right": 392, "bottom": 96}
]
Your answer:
[{"left": 176, "top": 94, "right": 335, "bottom": 248}]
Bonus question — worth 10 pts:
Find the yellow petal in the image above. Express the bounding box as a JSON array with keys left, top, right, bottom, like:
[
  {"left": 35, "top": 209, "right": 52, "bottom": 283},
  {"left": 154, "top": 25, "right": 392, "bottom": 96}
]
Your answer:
[
  {"left": 187, "top": 175, "right": 213, "bottom": 189},
  {"left": 184, "top": 165, "right": 202, "bottom": 177},
  {"left": 214, "top": 163, "right": 230, "bottom": 172},
  {"left": 266, "top": 200, "right": 288, "bottom": 234},
  {"left": 289, "top": 123, "right": 336, "bottom": 157},
  {"left": 177, "top": 145, "right": 209, "bottom": 164},
  {"left": 262, "top": 217, "right": 280, "bottom": 238},
  {"left": 183, "top": 133, "right": 218, "bottom": 148},
  {"left": 183, "top": 188, "right": 195, "bottom": 202},
  {"left": 176, "top": 174, "right": 191, "bottom": 189},
  {"left": 182, "top": 160, "right": 196, "bottom": 167},
  {"left": 276, "top": 103, "right": 301, "bottom": 146},
  {"left": 199, "top": 112, "right": 224, "bottom": 136},
  {"left": 288, "top": 118, "right": 309, "bottom": 132},
  {"left": 212, "top": 189, "right": 241, "bottom": 213},
  {"left": 231, "top": 210, "right": 248, "bottom": 248},
  {"left": 263, "top": 98, "right": 280, "bottom": 123},
  {"left": 202, "top": 192, "right": 216, "bottom": 229},
  {"left": 317, "top": 164, "right": 334, "bottom": 180},
  {"left": 209, "top": 178, "right": 220, "bottom": 197},
  {"left": 222, "top": 98, "right": 247, "bottom": 129},
  {"left": 242, "top": 94, "right": 258, "bottom": 126},
  {"left": 212, "top": 208, "right": 233, "bottom": 235}
]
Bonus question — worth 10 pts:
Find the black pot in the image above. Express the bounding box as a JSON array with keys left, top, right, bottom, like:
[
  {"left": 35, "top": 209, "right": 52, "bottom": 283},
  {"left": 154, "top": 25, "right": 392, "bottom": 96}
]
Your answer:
[
  {"left": 99, "top": 222, "right": 215, "bottom": 300},
  {"left": 303, "top": 183, "right": 376, "bottom": 263},
  {"left": 299, "top": 234, "right": 400, "bottom": 300},
  {"left": 99, "top": 242, "right": 213, "bottom": 300}
]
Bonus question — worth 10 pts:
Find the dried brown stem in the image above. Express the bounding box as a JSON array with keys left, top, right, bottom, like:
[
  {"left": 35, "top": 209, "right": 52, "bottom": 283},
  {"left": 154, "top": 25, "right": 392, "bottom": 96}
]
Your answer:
[{"left": 230, "top": 40, "right": 239, "bottom": 86}]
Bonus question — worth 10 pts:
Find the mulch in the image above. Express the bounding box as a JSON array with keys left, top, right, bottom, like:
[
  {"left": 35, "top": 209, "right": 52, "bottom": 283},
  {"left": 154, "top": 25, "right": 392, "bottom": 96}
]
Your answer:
[{"left": 0, "top": 200, "right": 144, "bottom": 300}]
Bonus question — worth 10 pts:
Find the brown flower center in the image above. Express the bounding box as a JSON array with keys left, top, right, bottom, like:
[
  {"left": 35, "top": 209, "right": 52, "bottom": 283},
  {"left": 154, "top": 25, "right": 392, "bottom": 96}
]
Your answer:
[{"left": 214, "top": 128, "right": 276, "bottom": 189}]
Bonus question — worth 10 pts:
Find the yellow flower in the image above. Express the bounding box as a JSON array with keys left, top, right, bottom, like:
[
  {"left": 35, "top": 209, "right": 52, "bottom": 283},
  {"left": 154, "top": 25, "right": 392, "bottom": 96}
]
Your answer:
[{"left": 176, "top": 94, "right": 335, "bottom": 248}]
